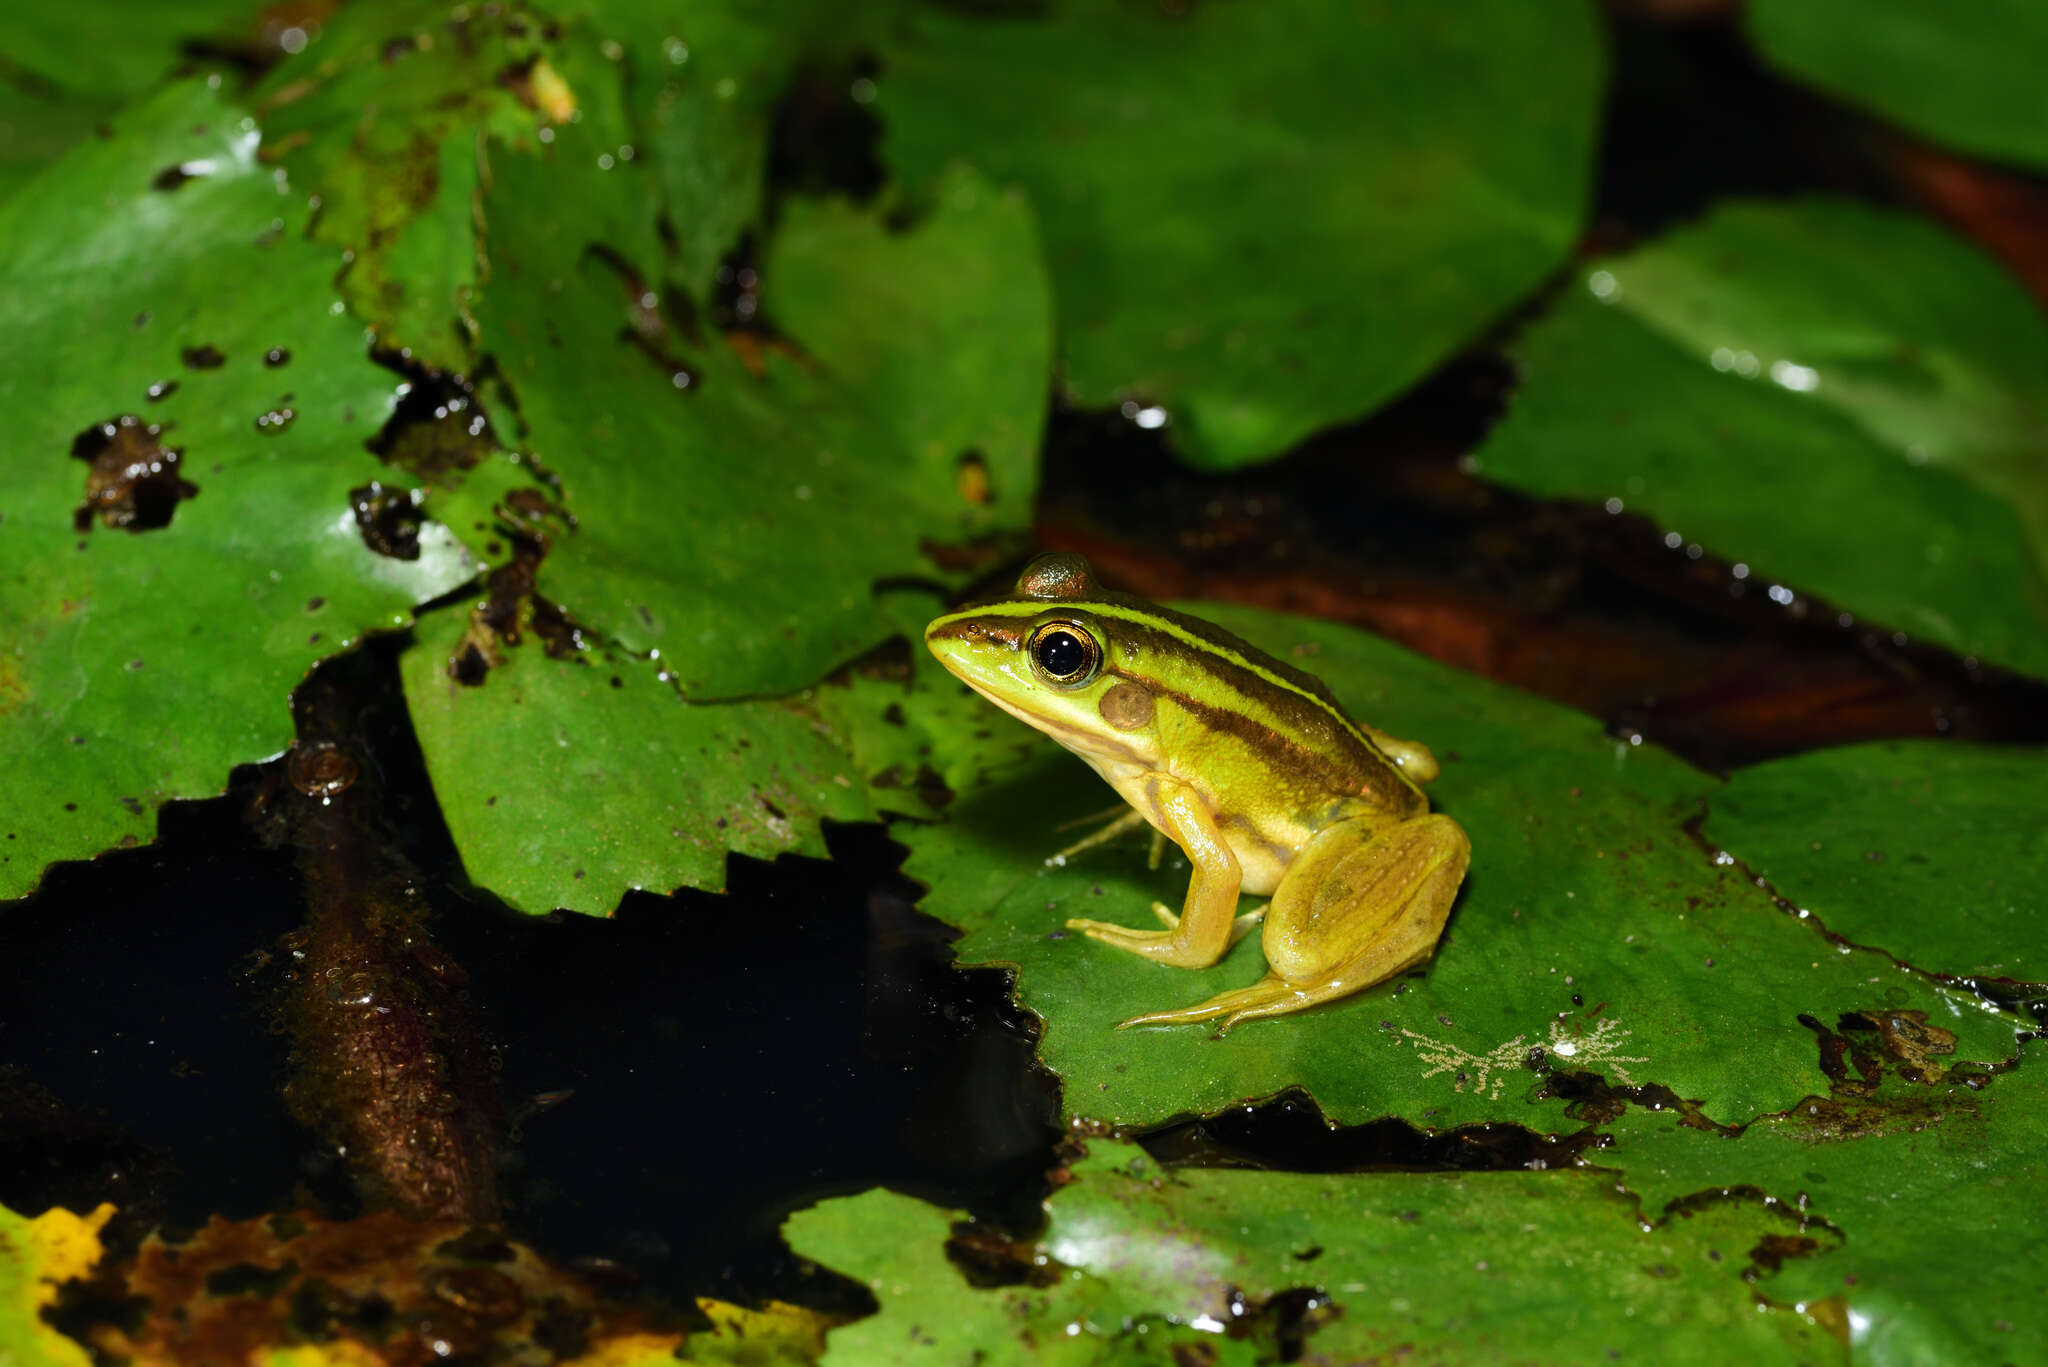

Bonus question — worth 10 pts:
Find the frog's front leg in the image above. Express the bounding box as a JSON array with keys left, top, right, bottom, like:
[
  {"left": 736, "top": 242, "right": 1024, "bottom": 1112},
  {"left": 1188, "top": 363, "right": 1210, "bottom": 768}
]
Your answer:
[
  {"left": 1118, "top": 812, "right": 1469, "bottom": 1031},
  {"left": 1065, "top": 775, "right": 1242, "bottom": 968}
]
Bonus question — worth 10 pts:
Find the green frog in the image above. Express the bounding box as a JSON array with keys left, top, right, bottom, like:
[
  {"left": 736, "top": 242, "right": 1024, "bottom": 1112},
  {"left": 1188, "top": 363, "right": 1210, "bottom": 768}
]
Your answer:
[{"left": 925, "top": 552, "right": 1469, "bottom": 1031}]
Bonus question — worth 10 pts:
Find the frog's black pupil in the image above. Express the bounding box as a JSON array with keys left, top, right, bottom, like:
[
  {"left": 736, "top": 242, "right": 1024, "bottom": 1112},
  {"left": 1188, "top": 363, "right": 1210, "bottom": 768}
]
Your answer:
[{"left": 1036, "top": 629, "right": 1088, "bottom": 679}]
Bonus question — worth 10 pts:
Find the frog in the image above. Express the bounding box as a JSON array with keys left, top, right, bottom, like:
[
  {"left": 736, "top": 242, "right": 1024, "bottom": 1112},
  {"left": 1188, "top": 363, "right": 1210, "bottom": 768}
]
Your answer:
[{"left": 924, "top": 552, "right": 1470, "bottom": 1031}]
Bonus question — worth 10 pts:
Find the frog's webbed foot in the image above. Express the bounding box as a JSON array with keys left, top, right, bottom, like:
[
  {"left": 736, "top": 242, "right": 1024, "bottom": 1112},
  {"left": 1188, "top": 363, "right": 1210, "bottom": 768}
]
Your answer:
[{"left": 1114, "top": 973, "right": 1364, "bottom": 1033}]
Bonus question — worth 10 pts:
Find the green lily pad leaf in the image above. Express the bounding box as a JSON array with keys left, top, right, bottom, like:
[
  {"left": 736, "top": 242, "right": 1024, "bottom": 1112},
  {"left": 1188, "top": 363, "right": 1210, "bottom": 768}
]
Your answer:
[
  {"left": 257, "top": 0, "right": 865, "bottom": 364},
  {"left": 399, "top": 595, "right": 872, "bottom": 914},
  {"left": 0, "top": 80, "right": 113, "bottom": 208},
  {"left": 1471, "top": 198, "right": 2048, "bottom": 679},
  {"left": 806, "top": 587, "right": 1044, "bottom": 823},
  {"left": 1601, "top": 1049, "right": 2048, "bottom": 1365},
  {"left": 875, "top": 0, "right": 1603, "bottom": 469},
  {"left": 251, "top": 0, "right": 552, "bottom": 372},
  {"left": 763, "top": 177, "right": 1051, "bottom": 516},
  {"left": 785, "top": 1185, "right": 1251, "bottom": 1366},
  {"left": 1706, "top": 741, "right": 2048, "bottom": 984},
  {"left": 468, "top": 141, "right": 1050, "bottom": 698},
  {"left": 0, "top": 2, "right": 260, "bottom": 199},
  {"left": 0, "top": 81, "right": 477, "bottom": 900},
  {"left": 0, "top": 1200, "right": 108, "bottom": 1367},
  {"left": 787, "top": 1139, "right": 1837, "bottom": 1364},
  {"left": 567, "top": 0, "right": 856, "bottom": 302},
  {"left": 897, "top": 605, "right": 2020, "bottom": 1128},
  {"left": 1749, "top": 0, "right": 2048, "bottom": 172}
]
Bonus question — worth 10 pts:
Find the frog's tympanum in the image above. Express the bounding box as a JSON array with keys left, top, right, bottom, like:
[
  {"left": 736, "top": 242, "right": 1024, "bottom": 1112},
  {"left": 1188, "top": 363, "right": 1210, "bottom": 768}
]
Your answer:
[{"left": 926, "top": 552, "right": 1469, "bottom": 1031}]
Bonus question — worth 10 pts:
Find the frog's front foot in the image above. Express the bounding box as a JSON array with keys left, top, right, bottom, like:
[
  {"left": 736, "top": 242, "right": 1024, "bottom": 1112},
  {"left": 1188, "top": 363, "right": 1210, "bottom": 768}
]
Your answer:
[
  {"left": 1064, "top": 915, "right": 1209, "bottom": 967},
  {"left": 1066, "top": 901, "right": 1264, "bottom": 968}
]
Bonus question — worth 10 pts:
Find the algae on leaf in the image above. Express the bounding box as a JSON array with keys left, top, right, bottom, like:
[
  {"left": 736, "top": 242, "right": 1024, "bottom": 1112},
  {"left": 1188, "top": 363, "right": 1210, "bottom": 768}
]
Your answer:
[
  {"left": 893, "top": 605, "right": 2021, "bottom": 1130},
  {"left": 1707, "top": 740, "right": 2048, "bottom": 984},
  {"left": 0, "top": 82, "right": 477, "bottom": 899},
  {"left": 1749, "top": 0, "right": 2048, "bottom": 172},
  {"left": 875, "top": 0, "right": 1603, "bottom": 469},
  {"left": 1472, "top": 198, "right": 2048, "bottom": 679},
  {"left": 787, "top": 1140, "right": 1838, "bottom": 1365}
]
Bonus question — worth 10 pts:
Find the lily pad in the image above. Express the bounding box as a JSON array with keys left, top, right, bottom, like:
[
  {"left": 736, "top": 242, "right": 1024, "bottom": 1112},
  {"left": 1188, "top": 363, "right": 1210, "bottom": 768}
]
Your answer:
[
  {"left": 1600, "top": 1048, "right": 2048, "bottom": 1365},
  {"left": 0, "top": 2, "right": 257, "bottom": 200},
  {"left": 0, "top": 82, "right": 477, "bottom": 900},
  {"left": 566, "top": 0, "right": 857, "bottom": 302},
  {"left": 0, "top": 1200, "right": 109, "bottom": 1367},
  {"left": 805, "top": 588, "right": 1042, "bottom": 823},
  {"left": 466, "top": 141, "right": 1050, "bottom": 698},
  {"left": 1749, "top": 0, "right": 2048, "bottom": 172},
  {"left": 896, "top": 604, "right": 2020, "bottom": 1128},
  {"left": 1706, "top": 740, "right": 2048, "bottom": 984},
  {"left": 874, "top": 0, "right": 1603, "bottom": 469},
  {"left": 786, "top": 1139, "right": 1838, "bottom": 1364},
  {"left": 1471, "top": 198, "right": 2048, "bottom": 679},
  {"left": 251, "top": 0, "right": 552, "bottom": 373},
  {"left": 399, "top": 598, "right": 871, "bottom": 914}
]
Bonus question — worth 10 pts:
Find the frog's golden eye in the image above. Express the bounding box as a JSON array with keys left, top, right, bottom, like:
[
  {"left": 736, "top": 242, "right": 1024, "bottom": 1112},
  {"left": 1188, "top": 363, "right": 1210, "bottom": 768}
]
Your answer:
[{"left": 1027, "top": 621, "right": 1101, "bottom": 687}]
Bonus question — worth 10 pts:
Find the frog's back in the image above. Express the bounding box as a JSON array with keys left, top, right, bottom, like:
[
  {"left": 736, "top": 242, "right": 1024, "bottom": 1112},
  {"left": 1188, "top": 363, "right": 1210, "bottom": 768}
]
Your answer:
[{"left": 1092, "top": 594, "right": 1424, "bottom": 821}]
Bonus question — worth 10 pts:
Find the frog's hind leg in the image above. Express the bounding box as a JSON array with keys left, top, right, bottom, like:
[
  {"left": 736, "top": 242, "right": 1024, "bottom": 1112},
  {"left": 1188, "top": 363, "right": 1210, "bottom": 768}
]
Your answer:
[
  {"left": 1116, "top": 975, "right": 1299, "bottom": 1029},
  {"left": 1116, "top": 813, "right": 1468, "bottom": 1032}
]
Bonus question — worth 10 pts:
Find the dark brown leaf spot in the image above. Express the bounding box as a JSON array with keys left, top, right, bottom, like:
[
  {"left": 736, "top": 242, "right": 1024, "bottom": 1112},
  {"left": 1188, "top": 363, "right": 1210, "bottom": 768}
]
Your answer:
[
  {"left": 71, "top": 415, "right": 198, "bottom": 532},
  {"left": 151, "top": 162, "right": 205, "bottom": 191},
  {"left": 365, "top": 354, "right": 495, "bottom": 481},
  {"left": 180, "top": 345, "right": 226, "bottom": 370},
  {"left": 349, "top": 481, "right": 423, "bottom": 560}
]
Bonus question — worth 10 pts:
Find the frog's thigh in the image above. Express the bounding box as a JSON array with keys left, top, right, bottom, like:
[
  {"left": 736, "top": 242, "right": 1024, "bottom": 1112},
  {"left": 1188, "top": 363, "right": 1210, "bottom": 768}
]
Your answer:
[{"left": 1261, "top": 813, "right": 1469, "bottom": 988}]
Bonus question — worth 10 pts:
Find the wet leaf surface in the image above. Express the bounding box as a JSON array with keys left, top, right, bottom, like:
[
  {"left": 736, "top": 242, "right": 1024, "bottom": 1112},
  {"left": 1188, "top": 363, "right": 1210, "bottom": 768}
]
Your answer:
[
  {"left": 0, "top": 82, "right": 476, "bottom": 899},
  {"left": 0, "top": 1201, "right": 108, "bottom": 1367},
  {"left": 250, "top": 0, "right": 549, "bottom": 373},
  {"left": 806, "top": 589, "right": 1040, "bottom": 824},
  {"left": 1749, "top": 0, "right": 2048, "bottom": 172},
  {"left": 569, "top": 0, "right": 856, "bottom": 303},
  {"left": 1600, "top": 1046, "right": 2048, "bottom": 1365},
  {"left": 464, "top": 140, "right": 1049, "bottom": 699},
  {"left": 0, "top": 2, "right": 258, "bottom": 200},
  {"left": 875, "top": 0, "right": 1602, "bottom": 469},
  {"left": 1706, "top": 740, "right": 2048, "bottom": 984},
  {"left": 400, "top": 598, "right": 871, "bottom": 914},
  {"left": 1472, "top": 198, "right": 2048, "bottom": 679},
  {"left": 786, "top": 1140, "right": 1839, "bottom": 1364},
  {"left": 893, "top": 604, "right": 2021, "bottom": 1129}
]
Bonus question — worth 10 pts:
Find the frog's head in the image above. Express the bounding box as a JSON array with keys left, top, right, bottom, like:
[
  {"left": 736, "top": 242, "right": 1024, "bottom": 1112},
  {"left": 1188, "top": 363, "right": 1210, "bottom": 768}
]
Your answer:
[{"left": 924, "top": 553, "right": 1164, "bottom": 769}]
